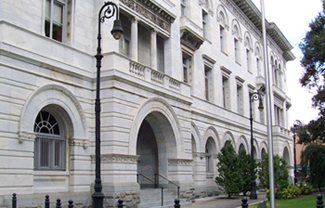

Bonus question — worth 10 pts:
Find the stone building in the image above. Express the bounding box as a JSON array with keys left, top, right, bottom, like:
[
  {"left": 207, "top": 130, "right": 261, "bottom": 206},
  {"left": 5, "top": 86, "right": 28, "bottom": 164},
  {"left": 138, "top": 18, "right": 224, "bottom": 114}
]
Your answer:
[{"left": 0, "top": 0, "right": 295, "bottom": 207}]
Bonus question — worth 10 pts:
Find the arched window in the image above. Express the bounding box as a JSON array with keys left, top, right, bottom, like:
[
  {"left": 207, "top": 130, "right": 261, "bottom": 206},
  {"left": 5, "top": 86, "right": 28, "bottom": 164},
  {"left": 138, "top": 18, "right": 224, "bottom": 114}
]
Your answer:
[
  {"left": 239, "top": 143, "right": 245, "bottom": 152},
  {"left": 274, "top": 60, "right": 278, "bottom": 86},
  {"left": 205, "top": 137, "right": 216, "bottom": 173},
  {"left": 34, "top": 110, "right": 66, "bottom": 170}
]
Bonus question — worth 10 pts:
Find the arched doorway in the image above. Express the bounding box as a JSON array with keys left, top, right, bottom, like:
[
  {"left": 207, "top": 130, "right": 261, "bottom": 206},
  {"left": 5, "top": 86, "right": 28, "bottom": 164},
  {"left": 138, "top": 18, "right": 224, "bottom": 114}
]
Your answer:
[
  {"left": 283, "top": 147, "right": 290, "bottom": 165},
  {"left": 136, "top": 112, "right": 176, "bottom": 188},
  {"left": 137, "top": 119, "right": 159, "bottom": 186}
]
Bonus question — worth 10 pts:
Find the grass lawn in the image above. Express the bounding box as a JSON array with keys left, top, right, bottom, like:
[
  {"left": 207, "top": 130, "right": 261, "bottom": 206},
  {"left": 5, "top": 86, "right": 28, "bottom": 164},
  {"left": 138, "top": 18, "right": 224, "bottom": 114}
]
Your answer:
[{"left": 249, "top": 195, "right": 320, "bottom": 208}]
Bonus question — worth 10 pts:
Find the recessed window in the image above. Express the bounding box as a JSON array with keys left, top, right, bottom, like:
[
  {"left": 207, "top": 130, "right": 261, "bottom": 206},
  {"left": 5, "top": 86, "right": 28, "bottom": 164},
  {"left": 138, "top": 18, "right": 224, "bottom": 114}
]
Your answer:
[
  {"left": 256, "top": 57, "right": 261, "bottom": 76},
  {"left": 202, "top": 10, "right": 208, "bottom": 38},
  {"left": 119, "top": 13, "right": 131, "bottom": 57},
  {"left": 138, "top": 24, "right": 151, "bottom": 66},
  {"left": 34, "top": 111, "right": 66, "bottom": 170},
  {"left": 181, "top": 0, "right": 186, "bottom": 16},
  {"left": 205, "top": 137, "right": 215, "bottom": 173},
  {"left": 157, "top": 35, "right": 165, "bottom": 73},
  {"left": 45, "top": 0, "right": 66, "bottom": 42},
  {"left": 246, "top": 48, "right": 251, "bottom": 72},
  {"left": 222, "top": 76, "right": 230, "bottom": 109},
  {"left": 205, "top": 66, "right": 211, "bottom": 101},
  {"left": 220, "top": 25, "right": 225, "bottom": 52},
  {"left": 237, "top": 85, "right": 243, "bottom": 114},
  {"left": 234, "top": 38, "right": 239, "bottom": 63},
  {"left": 183, "top": 52, "right": 192, "bottom": 84}
]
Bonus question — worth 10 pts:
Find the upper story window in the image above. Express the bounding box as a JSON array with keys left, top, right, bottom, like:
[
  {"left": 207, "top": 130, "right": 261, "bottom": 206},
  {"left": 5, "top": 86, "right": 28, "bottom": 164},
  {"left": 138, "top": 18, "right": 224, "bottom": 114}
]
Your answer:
[
  {"left": 204, "top": 66, "right": 212, "bottom": 101},
  {"left": 138, "top": 24, "right": 151, "bottom": 66},
  {"left": 45, "top": 0, "right": 66, "bottom": 42},
  {"left": 256, "top": 57, "right": 261, "bottom": 75},
  {"left": 157, "top": 35, "right": 165, "bottom": 73},
  {"left": 232, "top": 22, "right": 241, "bottom": 64},
  {"left": 34, "top": 110, "right": 66, "bottom": 170},
  {"left": 183, "top": 52, "right": 192, "bottom": 84},
  {"left": 274, "top": 105, "right": 283, "bottom": 126},
  {"left": 222, "top": 76, "right": 230, "bottom": 109},
  {"left": 181, "top": 0, "right": 186, "bottom": 16},
  {"left": 237, "top": 84, "right": 243, "bottom": 114},
  {"left": 246, "top": 48, "right": 251, "bottom": 72},
  {"left": 202, "top": 10, "right": 208, "bottom": 39},
  {"left": 244, "top": 35, "right": 252, "bottom": 72},
  {"left": 273, "top": 60, "right": 278, "bottom": 86},
  {"left": 255, "top": 46, "right": 262, "bottom": 76},
  {"left": 119, "top": 13, "right": 131, "bottom": 57},
  {"left": 220, "top": 25, "right": 226, "bottom": 52},
  {"left": 234, "top": 38, "right": 240, "bottom": 63}
]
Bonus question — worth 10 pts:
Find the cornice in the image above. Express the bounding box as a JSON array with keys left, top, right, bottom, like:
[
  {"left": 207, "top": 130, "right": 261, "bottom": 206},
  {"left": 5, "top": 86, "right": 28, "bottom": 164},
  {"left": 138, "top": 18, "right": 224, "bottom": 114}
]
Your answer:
[{"left": 120, "top": 0, "right": 175, "bottom": 33}]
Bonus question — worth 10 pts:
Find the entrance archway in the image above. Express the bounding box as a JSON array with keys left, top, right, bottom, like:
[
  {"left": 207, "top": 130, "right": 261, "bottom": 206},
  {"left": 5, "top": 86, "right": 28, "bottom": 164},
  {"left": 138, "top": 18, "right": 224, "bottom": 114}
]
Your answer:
[
  {"left": 137, "top": 119, "right": 159, "bottom": 183},
  {"left": 136, "top": 111, "right": 176, "bottom": 188}
]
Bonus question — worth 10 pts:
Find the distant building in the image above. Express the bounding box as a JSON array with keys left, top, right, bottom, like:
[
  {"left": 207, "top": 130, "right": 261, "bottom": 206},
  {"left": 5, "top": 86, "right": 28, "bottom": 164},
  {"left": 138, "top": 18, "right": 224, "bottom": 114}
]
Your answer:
[{"left": 0, "top": 0, "right": 295, "bottom": 207}]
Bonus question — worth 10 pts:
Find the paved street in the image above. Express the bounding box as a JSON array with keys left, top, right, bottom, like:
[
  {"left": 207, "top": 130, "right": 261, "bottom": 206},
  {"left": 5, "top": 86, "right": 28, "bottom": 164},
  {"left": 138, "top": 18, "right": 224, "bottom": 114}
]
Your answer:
[{"left": 182, "top": 192, "right": 267, "bottom": 208}]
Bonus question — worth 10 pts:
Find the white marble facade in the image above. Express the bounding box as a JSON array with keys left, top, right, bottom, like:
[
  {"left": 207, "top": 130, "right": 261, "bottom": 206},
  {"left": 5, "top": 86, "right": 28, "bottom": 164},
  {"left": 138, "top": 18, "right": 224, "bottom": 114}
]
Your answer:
[{"left": 0, "top": 0, "right": 294, "bottom": 206}]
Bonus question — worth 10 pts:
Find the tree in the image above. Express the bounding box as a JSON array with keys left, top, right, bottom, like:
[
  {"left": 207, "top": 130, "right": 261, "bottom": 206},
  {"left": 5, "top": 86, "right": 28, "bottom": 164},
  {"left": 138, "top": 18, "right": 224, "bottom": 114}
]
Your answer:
[
  {"left": 215, "top": 143, "right": 242, "bottom": 198},
  {"left": 238, "top": 148, "right": 253, "bottom": 196},
  {"left": 298, "top": 0, "right": 325, "bottom": 143},
  {"left": 257, "top": 154, "right": 289, "bottom": 191},
  {"left": 301, "top": 144, "right": 325, "bottom": 191},
  {"left": 298, "top": 2, "right": 325, "bottom": 190}
]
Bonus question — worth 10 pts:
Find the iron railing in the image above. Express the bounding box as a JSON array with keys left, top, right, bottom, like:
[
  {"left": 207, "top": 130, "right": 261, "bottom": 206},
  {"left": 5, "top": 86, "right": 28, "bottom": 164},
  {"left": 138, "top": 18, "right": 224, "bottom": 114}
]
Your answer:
[
  {"left": 154, "top": 173, "right": 180, "bottom": 199},
  {"left": 137, "top": 173, "right": 164, "bottom": 206}
]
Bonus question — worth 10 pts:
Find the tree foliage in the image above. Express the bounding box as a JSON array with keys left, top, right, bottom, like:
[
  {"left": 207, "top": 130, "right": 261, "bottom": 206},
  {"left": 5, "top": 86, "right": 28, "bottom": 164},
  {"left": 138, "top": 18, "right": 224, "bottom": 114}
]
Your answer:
[
  {"left": 298, "top": 2, "right": 325, "bottom": 191},
  {"left": 238, "top": 148, "right": 253, "bottom": 196},
  {"left": 301, "top": 144, "right": 325, "bottom": 191},
  {"left": 215, "top": 143, "right": 256, "bottom": 198},
  {"left": 215, "top": 143, "right": 242, "bottom": 198},
  {"left": 298, "top": 1, "right": 325, "bottom": 143},
  {"left": 300, "top": 1, "right": 325, "bottom": 95},
  {"left": 257, "top": 154, "right": 289, "bottom": 191}
]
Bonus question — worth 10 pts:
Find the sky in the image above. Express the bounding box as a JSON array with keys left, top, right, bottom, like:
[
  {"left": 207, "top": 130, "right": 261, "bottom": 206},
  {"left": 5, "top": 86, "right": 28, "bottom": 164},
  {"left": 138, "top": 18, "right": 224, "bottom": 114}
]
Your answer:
[{"left": 251, "top": 0, "right": 323, "bottom": 126}]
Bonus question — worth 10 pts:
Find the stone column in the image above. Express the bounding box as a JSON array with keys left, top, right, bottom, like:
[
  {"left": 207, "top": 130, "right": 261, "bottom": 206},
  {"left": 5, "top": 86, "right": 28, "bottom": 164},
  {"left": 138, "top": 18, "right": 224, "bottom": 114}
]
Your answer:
[
  {"left": 150, "top": 29, "right": 157, "bottom": 70},
  {"left": 131, "top": 17, "right": 138, "bottom": 61}
]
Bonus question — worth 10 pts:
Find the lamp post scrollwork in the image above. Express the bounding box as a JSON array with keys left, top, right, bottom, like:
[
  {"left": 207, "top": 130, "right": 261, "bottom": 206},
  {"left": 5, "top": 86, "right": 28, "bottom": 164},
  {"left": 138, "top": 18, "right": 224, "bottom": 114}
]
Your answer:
[
  {"left": 249, "top": 86, "right": 264, "bottom": 200},
  {"left": 93, "top": 2, "right": 123, "bottom": 208}
]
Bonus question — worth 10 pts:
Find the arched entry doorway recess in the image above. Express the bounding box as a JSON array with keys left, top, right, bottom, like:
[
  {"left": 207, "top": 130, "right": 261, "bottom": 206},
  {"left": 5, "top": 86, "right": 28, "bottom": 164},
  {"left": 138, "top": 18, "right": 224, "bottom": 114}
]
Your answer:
[{"left": 129, "top": 98, "right": 183, "bottom": 189}]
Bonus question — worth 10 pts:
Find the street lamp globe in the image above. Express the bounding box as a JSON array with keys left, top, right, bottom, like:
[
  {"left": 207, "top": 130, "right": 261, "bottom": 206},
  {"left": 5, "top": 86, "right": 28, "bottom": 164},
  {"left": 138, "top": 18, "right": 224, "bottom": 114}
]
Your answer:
[{"left": 111, "top": 20, "right": 123, "bottom": 40}]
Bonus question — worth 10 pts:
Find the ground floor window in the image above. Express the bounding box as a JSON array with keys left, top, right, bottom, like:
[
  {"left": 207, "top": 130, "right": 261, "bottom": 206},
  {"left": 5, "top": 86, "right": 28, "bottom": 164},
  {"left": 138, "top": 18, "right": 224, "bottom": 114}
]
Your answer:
[{"left": 34, "top": 111, "right": 66, "bottom": 170}]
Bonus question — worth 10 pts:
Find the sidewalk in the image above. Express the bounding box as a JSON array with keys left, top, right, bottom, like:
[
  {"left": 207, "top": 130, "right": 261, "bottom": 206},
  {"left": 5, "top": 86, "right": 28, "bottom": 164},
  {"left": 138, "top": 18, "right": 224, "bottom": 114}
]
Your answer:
[{"left": 182, "top": 192, "right": 267, "bottom": 208}]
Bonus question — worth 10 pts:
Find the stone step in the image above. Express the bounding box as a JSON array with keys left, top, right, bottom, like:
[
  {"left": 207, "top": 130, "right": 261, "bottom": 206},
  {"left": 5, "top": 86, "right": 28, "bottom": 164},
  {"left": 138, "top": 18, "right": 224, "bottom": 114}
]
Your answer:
[{"left": 137, "top": 188, "right": 188, "bottom": 208}]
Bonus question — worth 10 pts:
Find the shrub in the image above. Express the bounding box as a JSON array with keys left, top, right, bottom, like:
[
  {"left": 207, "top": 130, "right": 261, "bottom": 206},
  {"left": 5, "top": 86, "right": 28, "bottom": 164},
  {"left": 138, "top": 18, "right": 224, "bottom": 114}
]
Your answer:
[
  {"left": 300, "top": 182, "right": 313, "bottom": 195},
  {"left": 266, "top": 187, "right": 283, "bottom": 200},
  {"left": 281, "top": 183, "right": 301, "bottom": 199}
]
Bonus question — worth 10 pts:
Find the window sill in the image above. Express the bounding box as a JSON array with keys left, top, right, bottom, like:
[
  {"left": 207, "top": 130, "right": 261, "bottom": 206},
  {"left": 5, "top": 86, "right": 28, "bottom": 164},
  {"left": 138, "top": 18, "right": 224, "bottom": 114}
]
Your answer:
[
  {"left": 34, "top": 170, "right": 69, "bottom": 176},
  {"left": 221, "top": 50, "right": 228, "bottom": 56}
]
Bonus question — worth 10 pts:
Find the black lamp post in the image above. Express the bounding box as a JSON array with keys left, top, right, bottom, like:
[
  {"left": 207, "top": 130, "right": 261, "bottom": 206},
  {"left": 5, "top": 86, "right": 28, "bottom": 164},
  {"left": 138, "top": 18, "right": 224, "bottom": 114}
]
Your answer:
[
  {"left": 292, "top": 120, "right": 302, "bottom": 184},
  {"left": 249, "top": 87, "right": 264, "bottom": 200},
  {"left": 92, "top": 2, "right": 123, "bottom": 208}
]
